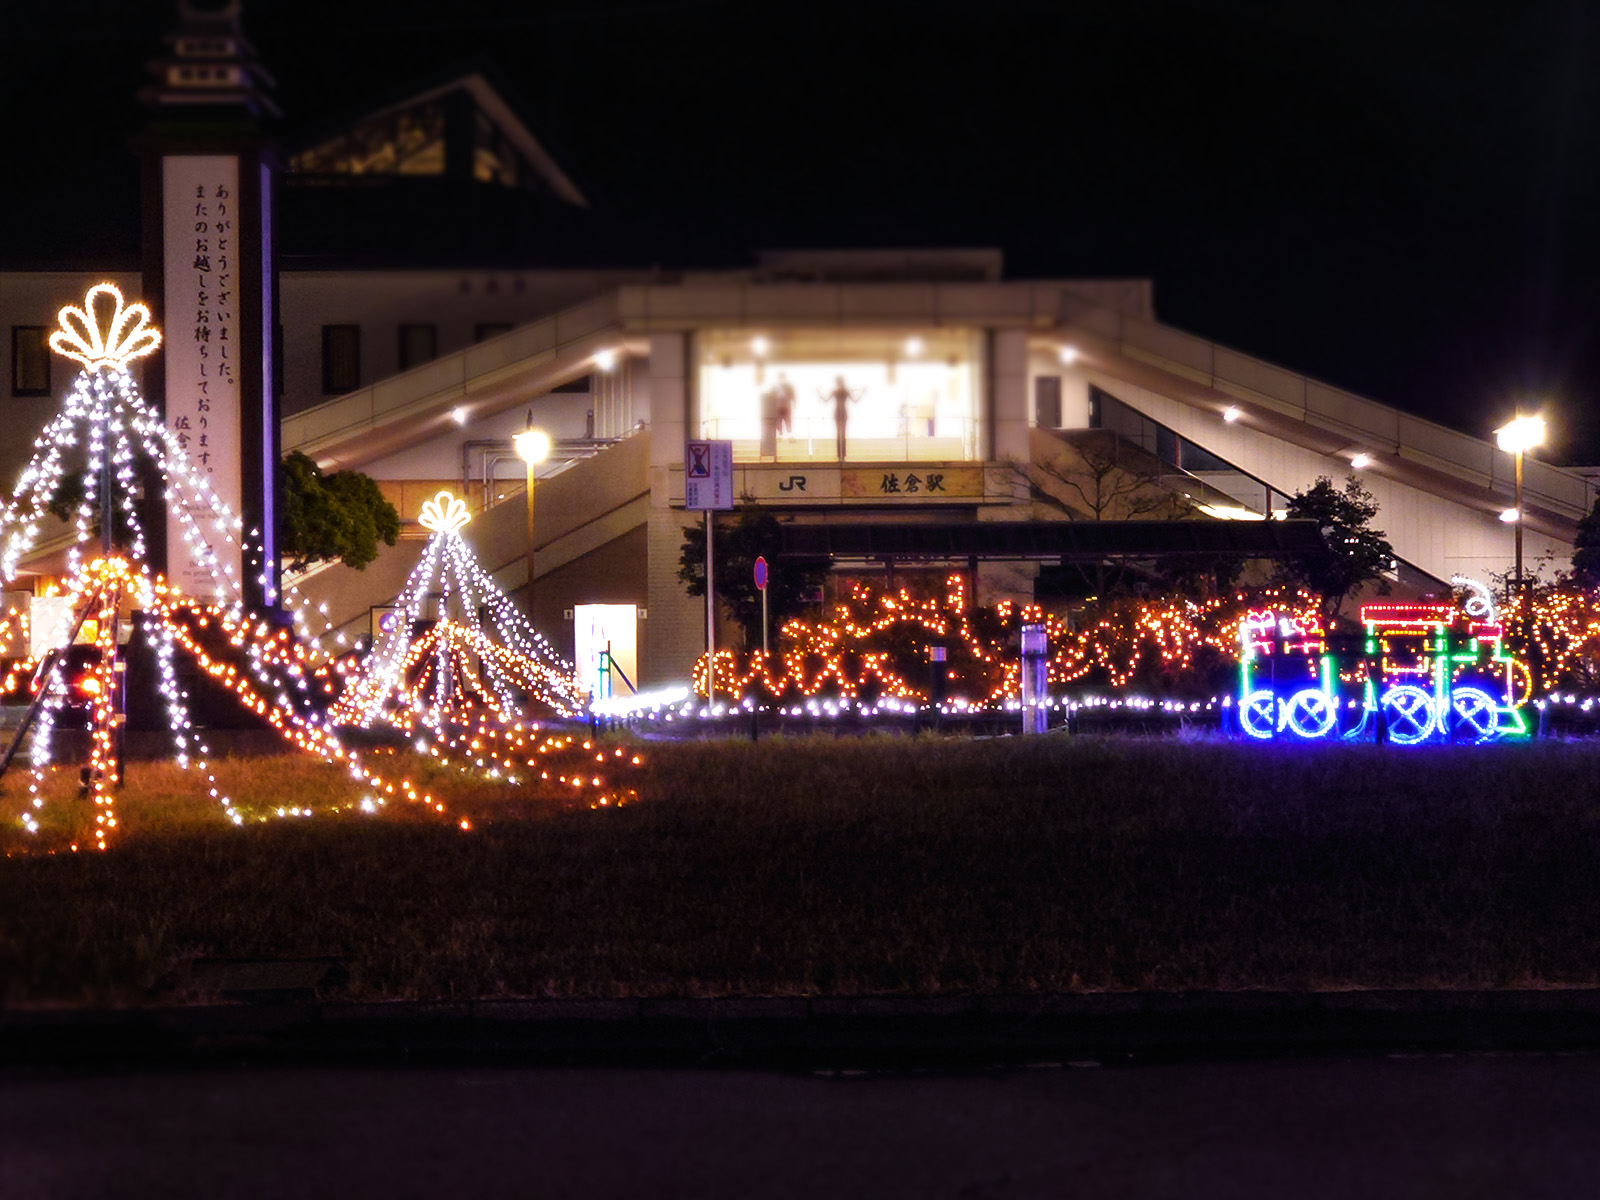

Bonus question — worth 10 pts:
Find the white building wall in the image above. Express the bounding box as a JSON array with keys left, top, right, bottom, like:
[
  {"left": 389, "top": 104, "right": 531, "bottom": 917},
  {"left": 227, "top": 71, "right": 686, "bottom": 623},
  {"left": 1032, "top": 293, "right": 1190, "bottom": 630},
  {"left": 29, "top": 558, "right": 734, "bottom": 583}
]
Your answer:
[
  {"left": 1025, "top": 349, "right": 1090, "bottom": 430},
  {"left": 0, "top": 271, "right": 144, "bottom": 484},
  {"left": 278, "top": 268, "right": 643, "bottom": 416},
  {"left": 1095, "top": 373, "right": 1570, "bottom": 584},
  {"left": 991, "top": 329, "right": 1029, "bottom": 461},
  {"left": 360, "top": 392, "right": 597, "bottom": 483},
  {"left": 647, "top": 333, "right": 687, "bottom": 470}
]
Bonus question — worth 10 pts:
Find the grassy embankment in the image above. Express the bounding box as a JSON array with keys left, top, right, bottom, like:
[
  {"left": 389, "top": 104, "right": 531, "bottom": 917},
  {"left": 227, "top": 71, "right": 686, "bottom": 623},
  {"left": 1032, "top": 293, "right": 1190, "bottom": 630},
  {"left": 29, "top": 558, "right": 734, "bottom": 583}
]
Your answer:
[{"left": 3, "top": 735, "right": 1600, "bottom": 1004}]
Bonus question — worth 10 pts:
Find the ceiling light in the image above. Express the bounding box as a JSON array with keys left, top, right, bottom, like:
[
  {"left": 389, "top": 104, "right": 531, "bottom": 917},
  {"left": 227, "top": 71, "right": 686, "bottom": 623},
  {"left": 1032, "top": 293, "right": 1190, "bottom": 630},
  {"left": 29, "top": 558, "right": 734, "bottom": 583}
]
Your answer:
[
  {"left": 904, "top": 337, "right": 924, "bottom": 358},
  {"left": 450, "top": 407, "right": 469, "bottom": 426},
  {"left": 1350, "top": 453, "right": 1371, "bottom": 470},
  {"left": 594, "top": 348, "right": 617, "bottom": 372},
  {"left": 1500, "top": 507, "right": 1521, "bottom": 523},
  {"left": 751, "top": 336, "right": 770, "bottom": 357},
  {"left": 1058, "top": 345, "right": 1079, "bottom": 365},
  {"left": 1222, "top": 406, "right": 1241, "bottom": 423}
]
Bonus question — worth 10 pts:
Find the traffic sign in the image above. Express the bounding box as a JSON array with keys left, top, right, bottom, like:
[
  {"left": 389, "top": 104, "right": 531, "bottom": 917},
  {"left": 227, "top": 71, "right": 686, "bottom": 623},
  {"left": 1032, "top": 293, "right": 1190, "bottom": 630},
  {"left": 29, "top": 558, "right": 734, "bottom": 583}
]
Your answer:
[
  {"left": 684, "top": 439, "right": 734, "bottom": 510},
  {"left": 754, "top": 556, "right": 768, "bottom": 590}
]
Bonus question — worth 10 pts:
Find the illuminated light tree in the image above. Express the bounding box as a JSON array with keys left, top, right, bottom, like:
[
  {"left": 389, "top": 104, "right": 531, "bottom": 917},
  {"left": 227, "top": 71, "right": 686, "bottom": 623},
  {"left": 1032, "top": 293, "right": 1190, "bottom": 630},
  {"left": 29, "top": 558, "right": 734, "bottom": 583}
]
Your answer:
[
  {"left": 0, "top": 285, "right": 258, "bottom": 847},
  {"left": 0, "top": 287, "right": 464, "bottom": 846},
  {"left": 327, "top": 490, "right": 588, "bottom": 777}
]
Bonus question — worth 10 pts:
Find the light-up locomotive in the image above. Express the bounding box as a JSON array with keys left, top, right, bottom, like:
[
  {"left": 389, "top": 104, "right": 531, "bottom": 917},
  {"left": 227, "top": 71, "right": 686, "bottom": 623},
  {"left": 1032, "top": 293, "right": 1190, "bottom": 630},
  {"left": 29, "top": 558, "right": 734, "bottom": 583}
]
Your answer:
[{"left": 1236, "top": 577, "right": 1531, "bottom": 743}]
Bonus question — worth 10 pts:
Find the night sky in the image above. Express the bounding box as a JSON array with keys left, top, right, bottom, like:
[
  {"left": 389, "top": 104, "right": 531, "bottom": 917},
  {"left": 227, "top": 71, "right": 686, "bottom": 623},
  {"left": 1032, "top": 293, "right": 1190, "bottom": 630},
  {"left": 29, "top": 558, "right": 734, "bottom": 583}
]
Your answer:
[{"left": 5, "top": 0, "right": 1599, "bottom": 462}]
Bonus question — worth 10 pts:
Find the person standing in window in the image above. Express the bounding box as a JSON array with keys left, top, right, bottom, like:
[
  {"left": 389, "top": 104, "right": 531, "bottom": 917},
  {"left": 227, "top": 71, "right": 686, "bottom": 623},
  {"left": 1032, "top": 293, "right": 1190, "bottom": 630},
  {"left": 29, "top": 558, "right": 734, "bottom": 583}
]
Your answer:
[
  {"left": 773, "top": 372, "right": 795, "bottom": 438},
  {"left": 760, "top": 371, "right": 795, "bottom": 458},
  {"left": 826, "top": 375, "right": 860, "bottom": 461}
]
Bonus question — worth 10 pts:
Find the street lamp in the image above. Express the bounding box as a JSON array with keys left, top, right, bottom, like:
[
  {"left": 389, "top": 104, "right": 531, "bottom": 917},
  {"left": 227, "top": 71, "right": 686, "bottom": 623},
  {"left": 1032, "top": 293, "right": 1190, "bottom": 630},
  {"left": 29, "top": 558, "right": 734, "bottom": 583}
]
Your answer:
[
  {"left": 513, "top": 425, "right": 551, "bottom": 612},
  {"left": 1494, "top": 412, "right": 1545, "bottom": 638}
]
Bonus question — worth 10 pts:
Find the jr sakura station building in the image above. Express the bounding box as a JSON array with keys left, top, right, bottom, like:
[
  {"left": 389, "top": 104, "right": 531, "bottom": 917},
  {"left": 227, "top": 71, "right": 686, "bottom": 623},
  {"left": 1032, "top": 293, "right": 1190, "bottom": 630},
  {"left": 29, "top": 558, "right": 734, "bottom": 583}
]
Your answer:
[{"left": 0, "top": 4, "right": 1591, "bottom": 692}]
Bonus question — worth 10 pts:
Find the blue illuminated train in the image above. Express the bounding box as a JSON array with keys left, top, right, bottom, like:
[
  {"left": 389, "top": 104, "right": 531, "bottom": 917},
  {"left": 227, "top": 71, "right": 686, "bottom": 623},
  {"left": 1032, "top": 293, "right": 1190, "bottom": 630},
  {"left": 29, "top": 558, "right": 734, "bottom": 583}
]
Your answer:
[{"left": 1236, "top": 577, "right": 1530, "bottom": 744}]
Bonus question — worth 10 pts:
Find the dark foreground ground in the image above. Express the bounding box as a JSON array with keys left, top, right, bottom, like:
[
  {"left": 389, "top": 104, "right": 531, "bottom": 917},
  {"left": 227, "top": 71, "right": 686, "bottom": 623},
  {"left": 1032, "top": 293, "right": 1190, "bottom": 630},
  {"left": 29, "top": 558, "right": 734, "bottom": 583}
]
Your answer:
[
  {"left": 5, "top": 735, "right": 1600, "bottom": 1003},
  {"left": 5, "top": 1053, "right": 1599, "bottom": 1199}
]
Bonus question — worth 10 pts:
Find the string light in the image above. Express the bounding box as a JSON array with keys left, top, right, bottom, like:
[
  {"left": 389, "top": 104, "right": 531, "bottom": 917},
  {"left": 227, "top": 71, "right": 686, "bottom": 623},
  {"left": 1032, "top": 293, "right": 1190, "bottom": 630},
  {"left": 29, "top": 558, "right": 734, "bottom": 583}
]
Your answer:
[
  {"left": 1237, "top": 576, "right": 1528, "bottom": 743},
  {"left": 3, "top": 288, "right": 642, "bottom": 844},
  {"left": 327, "top": 489, "right": 620, "bottom": 787},
  {"left": 692, "top": 573, "right": 1316, "bottom": 707}
]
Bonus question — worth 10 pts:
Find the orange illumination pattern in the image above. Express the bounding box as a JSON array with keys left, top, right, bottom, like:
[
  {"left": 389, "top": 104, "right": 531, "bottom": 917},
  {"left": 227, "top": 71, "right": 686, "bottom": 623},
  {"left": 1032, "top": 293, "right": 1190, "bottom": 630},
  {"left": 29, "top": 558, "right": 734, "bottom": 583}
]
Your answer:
[
  {"left": 693, "top": 575, "right": 1321, "bottom": 703},
  {"left": 7, "top": 556, "right": 643, "bottom": 848}
]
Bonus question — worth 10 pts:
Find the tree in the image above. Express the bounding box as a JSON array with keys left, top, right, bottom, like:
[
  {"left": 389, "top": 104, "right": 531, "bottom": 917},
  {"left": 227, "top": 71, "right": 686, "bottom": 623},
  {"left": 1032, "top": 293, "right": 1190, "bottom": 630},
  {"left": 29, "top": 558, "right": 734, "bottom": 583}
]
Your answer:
[
  {"left": 1572, "top": 497, "right": 1600, "bottom": 587},
  {"left": 1025, "top": 432, "right": 1193, "bottom": 598},
  {"left": 46, "top": 471, "right": 140, "bottom": 544},
  {"left": 678, "top": 504, "right": 833, "bottom": 650},
  {"left": 1026, "top": 434, "right": 1192, "bottom": 523},
  {"left": 280, "top": 451, "right": 400, "bottom": 572},
  {"left": 1279, "top": 475, "right": 1395, "bottom": 619}
]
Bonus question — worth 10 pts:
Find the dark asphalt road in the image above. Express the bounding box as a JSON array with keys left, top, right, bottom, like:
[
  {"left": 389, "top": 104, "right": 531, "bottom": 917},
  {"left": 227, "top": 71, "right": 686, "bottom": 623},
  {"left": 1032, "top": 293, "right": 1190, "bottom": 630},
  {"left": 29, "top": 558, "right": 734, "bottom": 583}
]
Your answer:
[{"left": 4, "top": 1053, "right": 1599, "bottom": 1198}]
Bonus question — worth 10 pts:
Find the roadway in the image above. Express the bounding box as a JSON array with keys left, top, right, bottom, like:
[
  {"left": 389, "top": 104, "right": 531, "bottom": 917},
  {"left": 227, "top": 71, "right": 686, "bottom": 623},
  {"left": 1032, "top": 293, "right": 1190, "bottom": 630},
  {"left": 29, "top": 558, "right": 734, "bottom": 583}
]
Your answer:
[{"left": 4, "top": 1053, "right": 1597, "bottom": 1198}]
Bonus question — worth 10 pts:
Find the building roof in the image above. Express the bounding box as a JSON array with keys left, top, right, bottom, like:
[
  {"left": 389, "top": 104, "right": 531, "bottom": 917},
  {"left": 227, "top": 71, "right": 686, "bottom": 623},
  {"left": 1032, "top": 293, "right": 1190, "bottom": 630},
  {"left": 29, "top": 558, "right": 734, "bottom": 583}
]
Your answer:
[
  {"left": 777, "top": 519, "right": 1329, "bottom": 562},
  {"left": 283, "top": 61, "right": 587, "bottom": 207}
]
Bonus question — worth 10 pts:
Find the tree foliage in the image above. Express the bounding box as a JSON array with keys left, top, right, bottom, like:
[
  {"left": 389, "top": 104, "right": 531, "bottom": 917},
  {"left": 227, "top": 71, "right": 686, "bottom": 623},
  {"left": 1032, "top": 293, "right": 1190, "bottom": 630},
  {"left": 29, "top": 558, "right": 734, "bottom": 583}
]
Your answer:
[
  {"left": 1278, "top": 475, "right": 1394, "bottom": 619},
  {"left": 46, "top": 471, "right": 138, "bottom": 544},
  {"left": 678, "top": 504, "right": 833, "bottom": 650},
  {"left": 280, "top": 451, "right": 400, "bottom": 572},
  {"left": 1572, "top": 496, "right": 1600, "bottom": 587}
]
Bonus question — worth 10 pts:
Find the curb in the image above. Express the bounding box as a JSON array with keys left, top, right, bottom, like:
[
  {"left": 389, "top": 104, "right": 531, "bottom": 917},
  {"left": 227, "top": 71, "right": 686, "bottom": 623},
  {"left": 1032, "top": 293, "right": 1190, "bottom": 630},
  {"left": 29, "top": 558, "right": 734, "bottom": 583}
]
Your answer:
[{"left": 7, "top": 990, "right": 1600, "bottom": 1069}]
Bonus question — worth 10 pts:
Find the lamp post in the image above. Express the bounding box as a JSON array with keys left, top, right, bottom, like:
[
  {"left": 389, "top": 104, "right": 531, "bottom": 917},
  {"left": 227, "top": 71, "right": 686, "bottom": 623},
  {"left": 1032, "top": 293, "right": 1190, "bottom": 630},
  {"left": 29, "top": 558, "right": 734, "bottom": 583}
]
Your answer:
[
  {"left": 1494, "top": 413, "right": 1545, "bottom": 646},
  {"left": 513, "top": 426, "right": 551, "bottom": 615}
]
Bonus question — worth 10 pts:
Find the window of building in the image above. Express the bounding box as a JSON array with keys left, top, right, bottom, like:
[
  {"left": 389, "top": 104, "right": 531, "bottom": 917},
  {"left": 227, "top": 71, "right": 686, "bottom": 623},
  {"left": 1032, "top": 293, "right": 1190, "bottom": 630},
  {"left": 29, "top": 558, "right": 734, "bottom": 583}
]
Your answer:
[
  {"left": 321, "top": 324, "right": 361, "bottom": 394},
  {"left": 1034, "top": 376, "right": 1062, "bottom": 428},
  {"left": 1090, "top": 384, "right": 1291, "bottom": 516},
  {"left": 11, "top": 326, "right": 50, "bottom": 396},
  {"left": 697, "top": 328, "right": 981, "bottom": 463},
  {"left": 398, "top": 323, "right": 437, "bottom": 371},
  {"left": 474, "top": 323, "right": 512, "bottom": 343},
  {"left": 289, "top": 99, "right": 447, "bottom": 177}
]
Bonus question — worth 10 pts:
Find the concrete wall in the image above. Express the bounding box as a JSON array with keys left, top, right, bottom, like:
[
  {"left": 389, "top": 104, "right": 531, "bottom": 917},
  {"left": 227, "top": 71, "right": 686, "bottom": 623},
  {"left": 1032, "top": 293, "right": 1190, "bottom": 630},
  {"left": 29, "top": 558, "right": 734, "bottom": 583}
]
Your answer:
[
  {"left": 991, "top": 329, "right": 1029, "bottom": 462},
  {"left": 1096, "top": 373, "right": 1571, "bottom": 584},
  {"left": 359, "top": 391, "right": 598, "bottom": 484},
  {"left": 279, "top": 268, "right": 641, "bottom": 416},
  {"left": 523, "top": 525, "right": 649, "bottom": 666},
  {"left": 0, "top": 272, "right": 144, "bottom": 486}
]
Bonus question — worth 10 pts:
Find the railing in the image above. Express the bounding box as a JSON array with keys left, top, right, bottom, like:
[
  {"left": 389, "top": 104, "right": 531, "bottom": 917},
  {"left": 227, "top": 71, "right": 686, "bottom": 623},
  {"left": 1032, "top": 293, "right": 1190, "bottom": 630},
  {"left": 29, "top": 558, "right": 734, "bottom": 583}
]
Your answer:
[
  {"left": 1062, "top": 293, "right": 1598, "bottom": 522},
  {"left": 698, "top": 415, "right": 981, "bottom": 464},
  {"left": 282, "top": 293, "right": 624, "bottom": 453}
]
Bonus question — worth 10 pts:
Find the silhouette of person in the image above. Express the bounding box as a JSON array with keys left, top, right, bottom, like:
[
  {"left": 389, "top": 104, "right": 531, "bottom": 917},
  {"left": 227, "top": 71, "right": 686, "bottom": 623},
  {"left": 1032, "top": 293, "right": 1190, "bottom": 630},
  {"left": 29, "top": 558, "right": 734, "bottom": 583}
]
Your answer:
[
  {"left": 826, "top": 375, "right": 859, "bottom": 460},
  {"left": 773, "top": 372, "right": 795, "bottom": 436},
  {"left": 760, "top": 373, "right": 796, "bottom": 458}
]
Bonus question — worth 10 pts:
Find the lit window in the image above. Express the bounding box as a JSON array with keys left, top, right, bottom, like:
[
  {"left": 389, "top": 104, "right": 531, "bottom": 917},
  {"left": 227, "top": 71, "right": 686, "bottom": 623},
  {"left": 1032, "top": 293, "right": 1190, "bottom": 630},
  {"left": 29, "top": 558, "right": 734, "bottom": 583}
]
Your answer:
[{"left": 697, "top": 328, "right": 981, "bottom": 463}]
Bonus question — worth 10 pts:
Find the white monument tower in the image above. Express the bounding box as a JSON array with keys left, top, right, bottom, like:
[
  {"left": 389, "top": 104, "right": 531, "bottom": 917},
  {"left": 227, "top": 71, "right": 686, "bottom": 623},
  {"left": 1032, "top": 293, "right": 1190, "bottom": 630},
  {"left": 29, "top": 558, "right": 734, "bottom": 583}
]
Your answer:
[{"left": 135, "top": 0, "right": 281, "bottom": 611}]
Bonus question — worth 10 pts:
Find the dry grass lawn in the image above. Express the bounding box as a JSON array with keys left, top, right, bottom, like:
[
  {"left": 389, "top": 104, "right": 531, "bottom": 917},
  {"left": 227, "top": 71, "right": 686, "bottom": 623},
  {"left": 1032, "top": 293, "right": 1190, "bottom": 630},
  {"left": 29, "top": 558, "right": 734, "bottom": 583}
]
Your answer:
[{"left": 3, "top": 733, "right": 1600, "bottom": 1004}]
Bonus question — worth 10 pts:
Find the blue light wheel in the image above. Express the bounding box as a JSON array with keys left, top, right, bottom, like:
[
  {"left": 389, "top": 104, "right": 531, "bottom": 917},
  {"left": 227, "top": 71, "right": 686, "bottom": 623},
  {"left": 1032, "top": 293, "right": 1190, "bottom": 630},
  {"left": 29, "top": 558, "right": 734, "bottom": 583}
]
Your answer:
[
  {"left": 1381, "top": 684, "right": 1438, "bottom": 744},
  {"left": 1283, "top": 688, "right": 1337, "bottom": 739},
  {"left": 1450, "top": 687, "right": 1499, "bottom": 742},
  {"left": 1239, "top": 689, "right": 1278, "bottom": 739}
]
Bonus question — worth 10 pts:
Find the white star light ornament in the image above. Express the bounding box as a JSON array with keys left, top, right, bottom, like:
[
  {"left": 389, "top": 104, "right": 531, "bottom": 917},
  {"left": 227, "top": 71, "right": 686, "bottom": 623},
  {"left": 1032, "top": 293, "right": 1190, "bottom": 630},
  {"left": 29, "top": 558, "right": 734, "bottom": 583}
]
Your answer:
[
  {"left": 418, "top": 491, "right": 472, "bottom": 536},
  {"left": 48, "top": 283, "right": 162, "bottom": 371}
]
